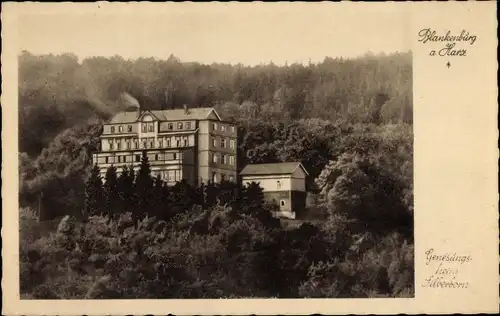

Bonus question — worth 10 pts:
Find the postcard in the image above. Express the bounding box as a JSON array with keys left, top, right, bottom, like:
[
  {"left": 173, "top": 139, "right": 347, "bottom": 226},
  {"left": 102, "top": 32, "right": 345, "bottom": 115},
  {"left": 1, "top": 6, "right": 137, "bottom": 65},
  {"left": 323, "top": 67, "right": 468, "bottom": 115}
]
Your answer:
[{"left": 2, "top": 2, "right": 498, "bottom": 315}]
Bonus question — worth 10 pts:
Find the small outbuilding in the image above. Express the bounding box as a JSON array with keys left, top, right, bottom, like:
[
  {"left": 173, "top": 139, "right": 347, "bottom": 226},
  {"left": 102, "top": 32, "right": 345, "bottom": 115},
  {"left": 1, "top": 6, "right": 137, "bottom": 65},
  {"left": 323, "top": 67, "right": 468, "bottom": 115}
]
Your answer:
[{"left": 240, "top": 162, "right": 309, "bottom": 219}]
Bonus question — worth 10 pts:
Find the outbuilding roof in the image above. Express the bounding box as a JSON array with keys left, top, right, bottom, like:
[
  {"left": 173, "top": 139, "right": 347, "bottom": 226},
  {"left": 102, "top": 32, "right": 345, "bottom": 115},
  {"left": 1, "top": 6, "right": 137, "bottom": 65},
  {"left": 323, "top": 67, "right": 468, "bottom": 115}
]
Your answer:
[{"left": 240, "top": 162, "right": 309, "bottom": 176}]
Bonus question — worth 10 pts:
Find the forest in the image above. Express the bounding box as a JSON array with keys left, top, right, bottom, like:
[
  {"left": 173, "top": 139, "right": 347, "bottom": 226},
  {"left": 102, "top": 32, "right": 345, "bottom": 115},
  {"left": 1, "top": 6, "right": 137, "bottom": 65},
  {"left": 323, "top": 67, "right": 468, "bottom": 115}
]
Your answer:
[{"left": 19, "top": 50, "right": 414, "bottom": 298}]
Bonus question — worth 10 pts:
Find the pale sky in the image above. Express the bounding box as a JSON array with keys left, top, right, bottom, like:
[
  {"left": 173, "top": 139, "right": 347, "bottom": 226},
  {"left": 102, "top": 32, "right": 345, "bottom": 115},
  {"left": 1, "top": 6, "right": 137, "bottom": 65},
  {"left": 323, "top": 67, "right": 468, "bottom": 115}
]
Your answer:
[{"left": 17, "top": 3, "right": 412, "bottom": 66}]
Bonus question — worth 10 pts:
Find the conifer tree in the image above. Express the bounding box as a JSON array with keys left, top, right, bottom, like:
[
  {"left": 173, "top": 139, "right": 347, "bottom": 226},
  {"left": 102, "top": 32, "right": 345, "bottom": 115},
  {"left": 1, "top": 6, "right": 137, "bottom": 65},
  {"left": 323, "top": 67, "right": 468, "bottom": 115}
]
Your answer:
[
  {"left": 219, "top": 180, "right": 238, "bottom": 206},
  {"left": 242, "top": 182, "right": 265, "bottom": 208},
  {"left": 134, "top": 151, "right": 153, "bottom": 223},
  {"left": 195, "top": 182, "right": 206, "bottom": 208},
  {"left": 118, "top": 165, "right": 136, "bottom": 214},
  {"left": 83, "top": 164, "right": 104, "bottom": 217},
  {"left": 103, "top": 165, "right": 119, "bottom": 220},
  {"left": 171, "top": 179, "right": 195, "bottom": 213},
  {"left": 203, "top": 181, "right": 218, "bottom": 208},
  {"left": 151, "top": 174, "right": 164, "bottom": 219}
]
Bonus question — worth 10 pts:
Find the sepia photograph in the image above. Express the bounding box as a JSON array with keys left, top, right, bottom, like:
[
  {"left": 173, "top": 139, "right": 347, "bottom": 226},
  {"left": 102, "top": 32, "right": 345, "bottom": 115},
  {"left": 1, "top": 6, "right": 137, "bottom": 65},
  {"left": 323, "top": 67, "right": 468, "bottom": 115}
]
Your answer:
[
  {"left": 4, "top": 1, "right": 499, "bottom": 315},
  {"left": 15, "top": 4, "right": 416, "bottom": 300}
]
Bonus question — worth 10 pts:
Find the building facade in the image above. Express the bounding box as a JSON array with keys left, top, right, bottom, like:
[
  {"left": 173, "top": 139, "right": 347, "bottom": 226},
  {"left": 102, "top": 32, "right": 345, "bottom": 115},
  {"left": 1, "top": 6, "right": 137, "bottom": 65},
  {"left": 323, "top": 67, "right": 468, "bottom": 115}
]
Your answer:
[
  {"left": 92, "top": 106, "right": 237, "bottom": 187},
  {"left": 239, "top": 162, "right": 308, "bottom": 219}
]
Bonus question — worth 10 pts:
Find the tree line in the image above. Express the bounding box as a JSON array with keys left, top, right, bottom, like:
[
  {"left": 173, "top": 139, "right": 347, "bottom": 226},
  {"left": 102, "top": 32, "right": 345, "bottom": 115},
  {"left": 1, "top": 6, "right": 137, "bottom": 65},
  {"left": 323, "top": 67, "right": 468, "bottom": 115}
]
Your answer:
[
  {"left": 19, "top": 50, "right": 412, "bottom": 157},
  {"left": 84, "top": 150, "right": 272, "bottom": 226}
]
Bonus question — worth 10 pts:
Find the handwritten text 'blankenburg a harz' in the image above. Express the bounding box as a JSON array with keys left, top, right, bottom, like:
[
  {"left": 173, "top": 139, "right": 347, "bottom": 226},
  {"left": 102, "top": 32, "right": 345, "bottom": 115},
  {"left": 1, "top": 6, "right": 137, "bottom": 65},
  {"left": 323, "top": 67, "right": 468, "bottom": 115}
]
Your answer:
[{"left": 418, "top": 28, "right": 477, "bottom": 57}]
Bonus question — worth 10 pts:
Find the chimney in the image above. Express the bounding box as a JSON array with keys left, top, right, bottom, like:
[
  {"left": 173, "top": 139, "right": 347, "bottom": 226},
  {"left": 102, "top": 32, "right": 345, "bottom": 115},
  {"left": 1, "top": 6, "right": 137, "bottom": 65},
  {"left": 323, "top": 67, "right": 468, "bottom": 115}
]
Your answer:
[{"left": 183, "top": 104, "right": 189, "bottom": 115}]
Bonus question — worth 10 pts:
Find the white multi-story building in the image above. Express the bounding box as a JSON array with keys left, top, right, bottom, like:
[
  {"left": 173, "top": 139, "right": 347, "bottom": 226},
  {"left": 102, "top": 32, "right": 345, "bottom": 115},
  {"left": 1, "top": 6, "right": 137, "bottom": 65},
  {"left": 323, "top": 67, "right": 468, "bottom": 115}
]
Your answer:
[{"left": 92, "top": 106, "right": 238, "bottom": 187}]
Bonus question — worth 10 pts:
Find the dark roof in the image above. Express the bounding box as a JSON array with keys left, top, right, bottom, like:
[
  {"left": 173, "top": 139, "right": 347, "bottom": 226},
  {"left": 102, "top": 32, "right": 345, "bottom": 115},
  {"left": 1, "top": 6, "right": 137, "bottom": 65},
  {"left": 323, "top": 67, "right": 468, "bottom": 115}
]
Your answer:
[
  {"left": 240, "top": 162, "right": 309, "bottom": 176},
  {"left": 109, "top": 107, "right": 221, "bottom": 124}
]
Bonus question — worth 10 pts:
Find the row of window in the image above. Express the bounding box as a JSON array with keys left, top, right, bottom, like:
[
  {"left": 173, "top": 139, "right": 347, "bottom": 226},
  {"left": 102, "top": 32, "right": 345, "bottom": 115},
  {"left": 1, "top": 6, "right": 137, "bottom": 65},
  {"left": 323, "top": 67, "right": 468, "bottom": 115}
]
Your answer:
[
  {"left": 111, "top": 125, "right": 134, "bottom": 134},
  {"left": 212, "top": 122, "right": 236, "bottom": 133},
  {"left": 211, "top": 172, "right": 235, "bottom": 183},
  {"left": 165, "top": 121, "right": 192, "bottom": 131},
  {"left": 107, "top": 136, "right": 191, "bottom": 151},
  {"left": 211, "top": 137, "right": 236, "bottom": 149},
  {"left": 211, "top": 153, "right": 236, "bottom": 165},
  {"left": 99, "top": 152, "right": 181, "bottom": 164},
  {"left": 109, "top": 121, "right": 194, "bottom": 134},
  {"left": 155, "top": 169, "right": 183, "bottom": 182},
  {"left": 141, "top": 122, "right": 155, "bottom": 133}
]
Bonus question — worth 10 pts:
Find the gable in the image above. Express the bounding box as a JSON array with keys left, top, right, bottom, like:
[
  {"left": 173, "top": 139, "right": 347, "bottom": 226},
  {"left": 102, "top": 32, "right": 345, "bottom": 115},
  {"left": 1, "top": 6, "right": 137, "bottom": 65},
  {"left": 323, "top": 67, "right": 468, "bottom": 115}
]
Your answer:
[
  {"left": 292, "top": 166, "right": 307, "bottom": 179},
  {"left": 206, "top": 109, "right": 221, "bottom": 121},
  {"left": 137, "top": 110, "right": 159, "bottom": 122}
]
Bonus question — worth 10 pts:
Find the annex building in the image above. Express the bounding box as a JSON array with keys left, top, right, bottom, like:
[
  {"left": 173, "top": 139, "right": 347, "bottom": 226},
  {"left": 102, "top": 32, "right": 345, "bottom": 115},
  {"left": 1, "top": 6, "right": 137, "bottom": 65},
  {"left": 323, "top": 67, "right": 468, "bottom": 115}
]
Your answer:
[{"left": 240, "top": 162, "right": 309, "bottom": 219}]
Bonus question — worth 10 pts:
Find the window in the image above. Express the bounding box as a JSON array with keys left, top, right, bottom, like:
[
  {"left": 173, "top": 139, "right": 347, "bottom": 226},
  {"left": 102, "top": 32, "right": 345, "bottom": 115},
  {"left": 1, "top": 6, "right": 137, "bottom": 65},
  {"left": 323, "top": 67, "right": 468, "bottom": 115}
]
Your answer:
[
  {"left": 135, "top": 155, "right": 140, "bottom": 162},
  {"left": 105, "top": 157, "right": 109, "bottom": 164},
  {"left": 212, "top": 137, "right": 217, "bottom": 147},
  {"left": 148, "top": 124, "right": 154, "bottom": 132},
  {"left": 109, "top": 140, "right": 114, "bottom": 150},
  {"left": 155, "top": 154, "right": 159, "bottom": 161},
  {"left": 229, "top": 155, "right": 235, "bottom": 165},
  {"left": 277, "top": 181, "right": 282, "bottom": 189},
  {"left": 150, "top": 139, "right": 155, "bottom": 148},
  {"left": 221, "top": 174, "right": 226, "bottom": 182},
  {"left": 212, "top": 123, "right": 217, "bottom": 131},
  {"left": 158, "top": 139, "right": 163, "bottom": 148},
  {"left": 168, "top": 123, "right": 173, "bottom": 130},
  {"left": 142, "top": 140, "right": 147, "bottom": 149},
  {"left": 177, "top": 122, "right": 183, "bottom": 130},
  {"left": 212, "top": 172, "right": 217, "bottom": 183},
  {"left": 118, "top": 126, "right": 123, "bottom": 133},
  {"left": 229, "top": 175, "right": 235, "bottom": 182},
  {"left": 111, "top": 126, "right": 115, "bottom": 133},
  {"left": 280, "top": 200, "right": 286, "bottom": 207},
  {"left": 221, "top": 154, "right": 226, "bottom": 164},
  {"left": 134, "top": 140, "right": 139, "bottom": 149},
  {"left": 212, "top": 153, "right": 219, "bottom": 163},
  {"left": 173, "top": 153, "right": 177, "bottom": 160},
  {"left": 128, "top": 125, "right": 133, "bottom": 132},
  {"left": 182, "top": 137, "right": 188, "bottom": 147},
  {"left": 175, "top": 138, "right": 181, "bottom": 147},
  {"left": 166, "top": 138, "right": 171, "bottom": 147},
  {"left": 117, "top": 141, "right": 121, "bottom": 150},
  {"left": 142, "top": 124, "right": 147, "bottom": 133},
  {"left": 168, "top": 170, "right": 175, "bottom": 182},
  {"left": 221, "top": 125, "right": 226, "bottom": 132},
  {"left": 186, "top": 122, "right": 191, "bottom": 129},
  {"left": 126, "top": 140, "right": 131, "bottom": 149},
  {"left": 230, "top": 126, "right": 236, "bottom": 133},
  {"left": 220, "top": 138, "right": 226, "bottom": 148}
]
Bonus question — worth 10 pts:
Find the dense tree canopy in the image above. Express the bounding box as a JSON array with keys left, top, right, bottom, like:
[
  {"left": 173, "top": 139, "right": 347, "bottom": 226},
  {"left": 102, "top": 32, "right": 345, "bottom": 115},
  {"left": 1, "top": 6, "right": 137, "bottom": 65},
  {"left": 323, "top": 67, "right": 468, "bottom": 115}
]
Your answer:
[{"left": 19, "top": 50, "right": 412, "bottom": 157}]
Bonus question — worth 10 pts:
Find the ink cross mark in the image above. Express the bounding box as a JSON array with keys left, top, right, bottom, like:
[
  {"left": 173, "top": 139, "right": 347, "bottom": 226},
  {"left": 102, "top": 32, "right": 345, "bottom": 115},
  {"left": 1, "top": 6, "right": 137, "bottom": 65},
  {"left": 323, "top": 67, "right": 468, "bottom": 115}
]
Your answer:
[{"left": 446, "top": 61, "right": 451, "bottom": 68}]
